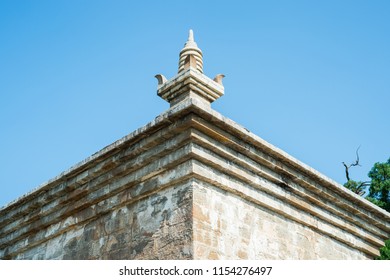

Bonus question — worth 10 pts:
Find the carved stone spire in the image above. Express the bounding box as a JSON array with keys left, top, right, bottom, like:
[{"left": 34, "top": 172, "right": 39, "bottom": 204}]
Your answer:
[
  {"left": 178, "top": 29, "right": 203, "bottom": 73},
  {"left": 155, "top": 30, "right": 224, "bottom": 107}
]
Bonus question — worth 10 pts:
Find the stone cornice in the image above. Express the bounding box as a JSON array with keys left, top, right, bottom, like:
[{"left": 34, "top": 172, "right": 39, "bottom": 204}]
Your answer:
[{"left": 1, "top": 96, "right": 389, "bottom": 226}]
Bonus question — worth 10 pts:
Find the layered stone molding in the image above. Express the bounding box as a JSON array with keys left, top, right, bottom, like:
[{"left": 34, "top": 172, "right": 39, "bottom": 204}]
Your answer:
[{"left": 0, "top": 31, "right": 389, "bottom": 260}]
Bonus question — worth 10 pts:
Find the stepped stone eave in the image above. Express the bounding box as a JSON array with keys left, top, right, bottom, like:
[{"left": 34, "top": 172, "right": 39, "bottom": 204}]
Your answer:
[
  {"left": 3, "top": 95, "right": 388, "bottom": 221},
  {"left": 1, "top": 95, "right": 389, "bottom": 259}
]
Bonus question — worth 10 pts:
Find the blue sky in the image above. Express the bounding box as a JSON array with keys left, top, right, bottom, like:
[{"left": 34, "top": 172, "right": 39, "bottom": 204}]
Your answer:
[{"left": 1, "top": 1, "right": 389, "bottom": 207}]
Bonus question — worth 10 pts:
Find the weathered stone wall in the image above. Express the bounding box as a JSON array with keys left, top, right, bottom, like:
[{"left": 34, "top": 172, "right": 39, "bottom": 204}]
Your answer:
[
  {"left": 13, "top": 182, "right": 192, "bottom": 260},
  {"left": 193, "top": 180, "right": 368, "bottom": 259}
]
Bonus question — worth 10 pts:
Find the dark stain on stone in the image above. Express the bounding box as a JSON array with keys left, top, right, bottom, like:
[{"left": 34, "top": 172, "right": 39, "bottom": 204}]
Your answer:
[
  {"left": 278, "top": 177, "right": 293, "bottom": 192},
  {"left": 66, "top": 238, "right": 78, "bottom": 251},
  {"left": 131, "top": 239, "right": 150, "bottom": 255},
  {"left": 151, "top": 196, "right": 168, "bottom": 217},
  {"left": 120, "top": 233, "right": 129, "bottom": 245},
  {"left": 137, "top": 178, "right": 158, "bottom": 196},
  {"left": 131, "top": 214, "right": 140, "bottom": 239},
  {"left": 142, "top": 231, "right": 154, "bottom": 238},
  {"left": 134, "top": 201, "right": 148, "bottom": 214},
  {"left": 83, "top": 229, "right": 95, "bottom": 242},
  {"left": 63, "top": 231, "right": 97, "bottom": 259},
  {"left": 108, "top": 248, "right": 130, "bottom": 260},
  {"left": 161, "top": 209, "right": 170, "bottom": 221},
  {"left": 173, "top": 187, "right": 191, "bottom": 206}
]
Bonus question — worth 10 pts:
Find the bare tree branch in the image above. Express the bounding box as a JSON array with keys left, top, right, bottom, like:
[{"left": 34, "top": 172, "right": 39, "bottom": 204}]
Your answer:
[
  {"left": 356, "top": 181, "right": 370, "bottom": 196},
  {"left": 342, "top": 147, "right": 371, "bottom": 196},
  {"left": 342, "top": 161, "right": 351, "bottom": 181},
  {"left": 354, "top": 145, "right": 361, "bottom": 167},
  {"left": 342, "top": 146, "right": 362, "bottom": 182}
]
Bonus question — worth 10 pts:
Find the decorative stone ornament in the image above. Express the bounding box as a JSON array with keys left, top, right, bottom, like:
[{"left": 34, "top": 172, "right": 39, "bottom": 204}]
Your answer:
[
  {"left": 178, "top": 29, "right": 203, "bottom": 74},
  {"left": 156, "top": 30, "right": 224, "bottom": 107}
]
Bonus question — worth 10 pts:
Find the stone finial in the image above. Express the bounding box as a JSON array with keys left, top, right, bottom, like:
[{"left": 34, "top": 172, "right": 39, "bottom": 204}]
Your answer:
[
  {"left": 157, "top": 30, "right": 224, "bottom": 107},
  {"left": 188, "top": 29, "right": 194, "bottom": 41},
  {"left": 178, "top": 29, "right": 203, "bottom": 73}
]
